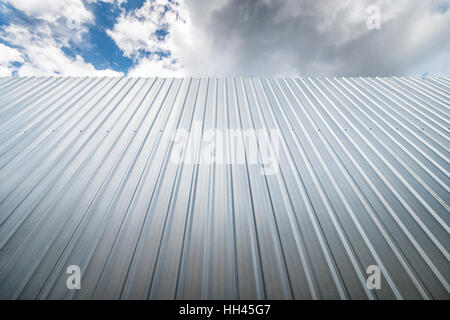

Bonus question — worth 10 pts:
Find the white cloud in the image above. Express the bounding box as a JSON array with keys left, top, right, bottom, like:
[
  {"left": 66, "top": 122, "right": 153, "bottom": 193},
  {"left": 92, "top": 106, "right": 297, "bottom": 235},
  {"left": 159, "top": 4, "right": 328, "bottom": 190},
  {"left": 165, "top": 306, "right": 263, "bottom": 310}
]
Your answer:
[
  {"left": 107, "top": 0, "right": 185, "bottom": 58},
  {"left": 0, "top": 24, "right": 122, "bottom": 76},
  {"left": 106, "top": 0, "right": 223, "bottom": 76},
  {"left": 12, "top": 43, "right": 121, "bottom": 77},
  {"left": 0, "top": 43, "right": 23, "bottom": 76},
  {"left": 2, "top": 0, "right": 449, "bottom": 77},
  {"left": 4, "top": 0, "right": 93, "bottom": 25},
  {"left": 107, "top": 0, "right": 450, "bottom": 77},
  {"left": 128, "top": 55, "right": 183, "bottom": 77},
  {"left": 0, "top": 43, "right": 23, "bottom": 64},
  {"left": 87, "top": 0, "right": 126, "bottom": 4},
  {"left": 16, "top": 53, "right": 122, "bottom": 77},
  {"left": 0, "top": 2, "right": 122, "bottom": 76},
  {"left": 0, "top": 65, "right": 13, "bottom": 76},
  {"left": 107, "top": 0, "right": 189, "bottom": 76}
]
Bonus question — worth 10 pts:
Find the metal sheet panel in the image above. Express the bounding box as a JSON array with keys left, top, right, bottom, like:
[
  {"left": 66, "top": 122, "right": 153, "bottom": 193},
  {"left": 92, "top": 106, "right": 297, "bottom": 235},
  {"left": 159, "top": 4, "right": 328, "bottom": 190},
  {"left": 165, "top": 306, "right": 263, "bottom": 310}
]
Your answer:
[{"left": 0, "top": 77, "right": 448, "bottom": 300}]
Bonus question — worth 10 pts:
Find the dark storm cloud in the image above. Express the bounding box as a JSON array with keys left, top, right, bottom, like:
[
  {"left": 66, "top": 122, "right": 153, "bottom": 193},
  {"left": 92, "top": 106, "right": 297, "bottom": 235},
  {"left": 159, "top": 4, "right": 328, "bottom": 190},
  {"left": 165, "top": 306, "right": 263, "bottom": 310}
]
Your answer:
[{"left": 183, "top": 0, "right": 450, "bottom": 77}]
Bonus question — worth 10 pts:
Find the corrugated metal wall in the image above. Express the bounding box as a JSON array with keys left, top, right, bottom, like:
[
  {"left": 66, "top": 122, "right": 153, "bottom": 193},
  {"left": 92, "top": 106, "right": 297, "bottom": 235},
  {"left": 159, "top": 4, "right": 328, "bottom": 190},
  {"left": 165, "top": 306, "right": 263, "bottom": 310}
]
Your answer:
[{"left": 0, "top": 77, "right": 448, "bottom": 300}]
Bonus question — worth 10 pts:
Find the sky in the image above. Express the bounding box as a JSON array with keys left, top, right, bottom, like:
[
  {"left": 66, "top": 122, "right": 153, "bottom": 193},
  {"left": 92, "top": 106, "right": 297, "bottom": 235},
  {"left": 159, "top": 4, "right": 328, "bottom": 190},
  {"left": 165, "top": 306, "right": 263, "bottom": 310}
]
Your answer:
[{"left": 0, "top": 0, "right": 449, "bottom": 77}]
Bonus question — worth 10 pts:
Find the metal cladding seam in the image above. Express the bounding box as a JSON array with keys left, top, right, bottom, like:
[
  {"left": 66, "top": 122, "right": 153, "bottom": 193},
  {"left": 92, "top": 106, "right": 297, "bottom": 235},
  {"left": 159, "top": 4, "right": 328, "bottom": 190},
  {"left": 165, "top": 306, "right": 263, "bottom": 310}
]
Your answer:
[{"left": 0, "top": 77, "right": 448, "bottom": 300}]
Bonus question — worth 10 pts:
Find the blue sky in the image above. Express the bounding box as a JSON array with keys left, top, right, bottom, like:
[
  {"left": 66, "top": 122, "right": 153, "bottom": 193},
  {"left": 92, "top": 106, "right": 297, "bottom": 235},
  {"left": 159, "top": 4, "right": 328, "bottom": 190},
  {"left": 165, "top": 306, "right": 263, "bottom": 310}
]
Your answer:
[
  {"left": 0, "top": 0, "right": 449, "bottom": 77},
  {"left": 63, "top": 2, "right": 133, "bottom": 73}
]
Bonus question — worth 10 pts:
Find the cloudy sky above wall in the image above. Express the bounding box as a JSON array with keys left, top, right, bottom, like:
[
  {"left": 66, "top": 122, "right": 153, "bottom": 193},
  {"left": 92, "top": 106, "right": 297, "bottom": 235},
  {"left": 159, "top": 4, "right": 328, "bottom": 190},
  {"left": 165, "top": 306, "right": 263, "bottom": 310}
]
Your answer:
[{"left": 0, "top": 0, "right": 449, "bottom": 77}]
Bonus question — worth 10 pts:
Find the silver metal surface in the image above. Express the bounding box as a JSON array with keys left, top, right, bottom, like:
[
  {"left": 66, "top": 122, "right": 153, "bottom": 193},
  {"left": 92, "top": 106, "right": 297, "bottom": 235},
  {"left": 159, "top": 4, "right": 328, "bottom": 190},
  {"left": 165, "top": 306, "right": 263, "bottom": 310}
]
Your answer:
[{"left": 0, "top": 77, "right": 448, "bottom": 299}]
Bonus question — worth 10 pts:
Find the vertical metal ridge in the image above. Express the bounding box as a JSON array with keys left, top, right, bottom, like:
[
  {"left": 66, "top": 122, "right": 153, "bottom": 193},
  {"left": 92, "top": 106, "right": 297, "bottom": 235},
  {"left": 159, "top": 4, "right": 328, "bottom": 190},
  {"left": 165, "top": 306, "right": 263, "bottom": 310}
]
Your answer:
[
  {"left": 255, "top": 78, "right": 320, "bottom": 300},
  {"left": 339, "top": 78, "right": 449, "bottom": 176},
  {"left": 0, "top": 77, "right": 448, "bottom": 300},
  {"left": 373, "top": 78, "right": 448, "bottom": 140},
  {"left": 405, "top": 78, "right": 450, "bottom": 104},
  {"left": 279, "top": 78, "right": 372, "bottom": 299},
  {"left": 241, "top": 78, "right": 293, "bottom": 299},
  {"left": 292, "top": 78, "right": 395, "bottom": 299},
  {"left": 232, "top": 78, "right": 267, "bottom": 300},
  {"left": 357, "top": 78, "right": 449, "bottom": 156},
  {"left": 263, "top": 78, "right": 346, "bottom": 299},
  {"left": 319, "top": 78, "right": 450, "bottom": 296},
  {"left": 307, "top": 77, "right": 432, "bottom": 298},
  {"left": 328, "top": 79, "right": 450, "bottom": 242}
]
